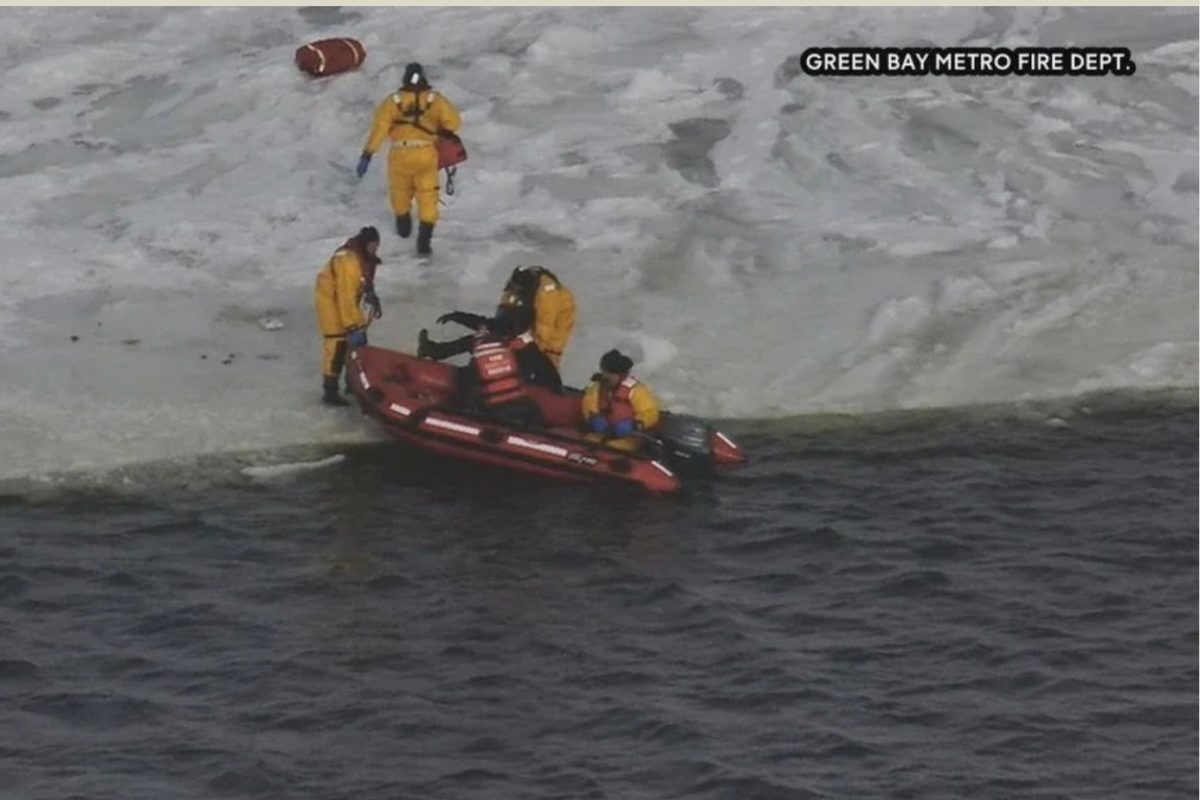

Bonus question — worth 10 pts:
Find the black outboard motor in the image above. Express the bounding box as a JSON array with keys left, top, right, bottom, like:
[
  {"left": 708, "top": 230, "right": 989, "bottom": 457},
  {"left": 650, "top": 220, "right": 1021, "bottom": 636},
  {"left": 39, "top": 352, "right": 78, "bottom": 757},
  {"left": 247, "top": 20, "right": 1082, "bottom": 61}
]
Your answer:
[{"left": 651, "top": 412, "right": 715, "bottom": 475}]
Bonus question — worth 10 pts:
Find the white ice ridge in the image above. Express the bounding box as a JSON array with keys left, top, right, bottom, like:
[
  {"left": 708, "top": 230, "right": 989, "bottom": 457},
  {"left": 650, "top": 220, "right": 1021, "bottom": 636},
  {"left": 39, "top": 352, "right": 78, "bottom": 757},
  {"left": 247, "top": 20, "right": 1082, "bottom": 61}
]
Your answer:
[{"left": 0, "top": 7, "right": 1195, "bottom": 479}]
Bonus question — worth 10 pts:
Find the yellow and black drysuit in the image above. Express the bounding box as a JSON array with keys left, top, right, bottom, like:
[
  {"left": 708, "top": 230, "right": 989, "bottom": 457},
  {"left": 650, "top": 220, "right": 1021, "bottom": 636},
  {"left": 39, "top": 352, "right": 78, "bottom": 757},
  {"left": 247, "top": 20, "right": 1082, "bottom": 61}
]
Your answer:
[
  {"left": 499, "top": 266, "right": 576, "bottom": 369},
  {"left": 314, "top": 229, "right": 381, "bottom": 404},
  {"left": 360, "top": 63, "right": 462, "bottom": 254},
  {"left": 581, "top": 350, "right": 662, "bottom": 453}
]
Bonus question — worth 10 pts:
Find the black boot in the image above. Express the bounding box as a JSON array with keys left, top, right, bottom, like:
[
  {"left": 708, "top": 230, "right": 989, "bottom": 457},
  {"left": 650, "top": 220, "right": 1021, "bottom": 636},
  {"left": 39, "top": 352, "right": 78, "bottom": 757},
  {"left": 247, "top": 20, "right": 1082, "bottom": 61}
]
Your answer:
[
  {"left": 395, "top": 214, "right": 412, "bottom": 238},
  {"left": 416, "top": 222, "right": 434, "bottom": 256},
  {"left": 417, "top": 330, "right": 474, "bottom": 361},
  {"left": 322, "top": 377, "right": 349, "bottom": 407}
]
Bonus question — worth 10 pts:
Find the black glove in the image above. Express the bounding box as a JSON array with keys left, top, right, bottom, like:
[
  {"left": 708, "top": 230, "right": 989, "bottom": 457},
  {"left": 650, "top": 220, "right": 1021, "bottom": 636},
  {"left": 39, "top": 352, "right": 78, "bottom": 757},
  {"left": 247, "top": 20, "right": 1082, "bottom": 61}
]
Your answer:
[
  {"left": 364, "top": 288, "right": 382, "bottom": 320},
  {"left": 436, "top": 311, "right": 462, "bottom": 326}
]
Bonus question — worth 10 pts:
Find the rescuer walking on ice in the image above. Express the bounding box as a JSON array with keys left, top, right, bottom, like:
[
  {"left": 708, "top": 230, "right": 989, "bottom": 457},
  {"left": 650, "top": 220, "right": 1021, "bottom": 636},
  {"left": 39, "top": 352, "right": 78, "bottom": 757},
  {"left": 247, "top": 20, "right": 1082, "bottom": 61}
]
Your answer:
[{"left": 356, "top": 62, "right": 462, "bottom": 257}]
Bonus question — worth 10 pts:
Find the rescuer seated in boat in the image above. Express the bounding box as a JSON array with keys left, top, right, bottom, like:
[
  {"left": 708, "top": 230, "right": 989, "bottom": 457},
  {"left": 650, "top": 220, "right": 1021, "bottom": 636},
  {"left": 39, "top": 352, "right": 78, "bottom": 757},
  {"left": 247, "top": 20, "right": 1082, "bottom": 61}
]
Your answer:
[
  {"left": 417, "top": 311, "right": 549, "bottom": 426},
  {"left": 581, "top": 350, "right": 662, "bottom": 453},
  {"left": 419, "top": 306, "right": 563, "bottom": 391}
]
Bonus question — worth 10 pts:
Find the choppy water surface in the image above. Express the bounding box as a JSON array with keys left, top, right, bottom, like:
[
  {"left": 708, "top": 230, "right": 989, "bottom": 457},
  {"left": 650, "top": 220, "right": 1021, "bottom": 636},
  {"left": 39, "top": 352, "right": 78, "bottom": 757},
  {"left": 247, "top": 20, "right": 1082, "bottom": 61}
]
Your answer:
[{"left": 2, "top": 401, "right": 1196, "bottom": 799}]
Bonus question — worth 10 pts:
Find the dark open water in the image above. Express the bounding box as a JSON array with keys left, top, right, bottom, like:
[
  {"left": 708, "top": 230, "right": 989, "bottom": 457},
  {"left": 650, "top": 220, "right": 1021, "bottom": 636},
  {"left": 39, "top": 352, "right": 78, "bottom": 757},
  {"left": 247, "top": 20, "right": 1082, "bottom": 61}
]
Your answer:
[{"left": 2, "top": 398, "right": 1197, "bottom": 799}]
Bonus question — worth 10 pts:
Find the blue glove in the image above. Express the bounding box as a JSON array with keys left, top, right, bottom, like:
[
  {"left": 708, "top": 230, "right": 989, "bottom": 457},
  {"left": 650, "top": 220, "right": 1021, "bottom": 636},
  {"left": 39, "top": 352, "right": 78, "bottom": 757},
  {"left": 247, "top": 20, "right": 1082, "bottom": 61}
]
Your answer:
[
  {"left": 355, "top": 154, "right": 371, "bottom": 178},
  {"left": 612, "top": 419, "right": 636, "bottom": 437},
  {"left": 346, "top": 329, "right": 368, "bottom": 349},
  {"left": 588, "top": 416, "right": 610, "bottom": 434}
]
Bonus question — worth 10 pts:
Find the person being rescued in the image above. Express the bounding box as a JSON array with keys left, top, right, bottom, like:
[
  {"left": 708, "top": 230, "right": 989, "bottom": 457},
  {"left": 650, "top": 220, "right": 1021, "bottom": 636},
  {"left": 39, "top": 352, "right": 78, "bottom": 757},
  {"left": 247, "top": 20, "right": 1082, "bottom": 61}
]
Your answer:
[
  {"left": 313, "top": 226, "right": 383, "bottom": 406},
  {"left": 417, "top": 309, "right": 556, "bottom": 427},
  {"left": 418, "top": 305, "right": 563, "bottom": 392},
  {"left": 498, "top": 266, "right": 576, "bottom": 369},
  {"left": 356, "top": 62, "right": 462, "bottom": 256},
  {"left": 582, "top": 349, "right": 662, "bottom": 453}
]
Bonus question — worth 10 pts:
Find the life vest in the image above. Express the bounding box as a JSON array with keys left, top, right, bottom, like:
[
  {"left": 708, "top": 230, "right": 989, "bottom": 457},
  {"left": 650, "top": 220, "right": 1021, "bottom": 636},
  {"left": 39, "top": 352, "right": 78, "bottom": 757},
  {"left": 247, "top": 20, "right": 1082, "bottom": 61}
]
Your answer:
[
  {"left": 390, "top": 90, "right": 438, "bottom": 139},
  {"left": 390, "top": 89, "right": 467, "bottom": 176},
  {"left": 472, "top": 335, "right": 527, "bottom": 406},
  {"left": 601, "top": 376, "right": 640, "bottom": 424}
]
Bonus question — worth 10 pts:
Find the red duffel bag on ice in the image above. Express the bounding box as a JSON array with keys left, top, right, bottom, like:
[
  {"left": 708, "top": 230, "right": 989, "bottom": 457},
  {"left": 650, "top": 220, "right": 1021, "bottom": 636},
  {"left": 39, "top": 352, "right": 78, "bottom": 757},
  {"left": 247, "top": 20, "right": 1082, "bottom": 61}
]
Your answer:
[{"left": 295, "top": 38, "right": 366, "bottom": 78}]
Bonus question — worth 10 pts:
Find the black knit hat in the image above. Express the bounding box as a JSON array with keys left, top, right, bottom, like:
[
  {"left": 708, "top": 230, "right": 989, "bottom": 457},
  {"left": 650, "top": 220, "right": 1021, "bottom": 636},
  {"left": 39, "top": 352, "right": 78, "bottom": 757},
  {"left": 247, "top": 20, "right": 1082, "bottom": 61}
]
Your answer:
[
  {"left": 358, "top": 226, "right": 380, "bottom": 244},
  {"left": 600, "top": 349, "right": 633, "bottom": 375}
]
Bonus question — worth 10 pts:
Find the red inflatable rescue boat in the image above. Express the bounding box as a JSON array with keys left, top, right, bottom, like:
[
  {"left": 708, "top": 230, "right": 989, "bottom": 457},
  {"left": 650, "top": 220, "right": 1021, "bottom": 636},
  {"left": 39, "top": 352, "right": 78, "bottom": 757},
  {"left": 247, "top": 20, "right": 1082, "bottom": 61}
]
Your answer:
[{"left": 347, "top": 346, "right": 746, "bottom": 493}]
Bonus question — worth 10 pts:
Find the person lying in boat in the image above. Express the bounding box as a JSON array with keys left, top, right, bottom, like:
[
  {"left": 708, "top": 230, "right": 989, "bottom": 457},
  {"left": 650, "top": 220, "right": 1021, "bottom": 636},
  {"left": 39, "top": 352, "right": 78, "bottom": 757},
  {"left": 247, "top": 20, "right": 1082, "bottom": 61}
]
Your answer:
[
  {"left": 582, "top": 349, "right": 662, "bottom": 453},
  {"left": 420, "top": 306, "right": 563, "bottom": 391},
  {"left": 417, "top": 311, "right": 549, "bottom": 427}
]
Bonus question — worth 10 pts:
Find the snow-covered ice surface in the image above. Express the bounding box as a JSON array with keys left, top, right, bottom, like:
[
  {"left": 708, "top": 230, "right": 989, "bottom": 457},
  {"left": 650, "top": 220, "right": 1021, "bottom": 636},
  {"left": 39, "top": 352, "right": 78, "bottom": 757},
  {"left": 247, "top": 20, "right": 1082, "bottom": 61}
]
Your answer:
[{"left": 0, "top": 7, "right": 1195, "bottom": 481}]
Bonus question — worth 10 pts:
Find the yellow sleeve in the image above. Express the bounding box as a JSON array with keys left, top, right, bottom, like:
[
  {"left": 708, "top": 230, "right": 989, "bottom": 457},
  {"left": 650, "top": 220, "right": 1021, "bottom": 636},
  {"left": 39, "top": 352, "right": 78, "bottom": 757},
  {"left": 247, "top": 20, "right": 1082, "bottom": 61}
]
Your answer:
[
  {"left": 432, "top": 94, "right": 462, "bottom": 134},
  {"left": 363, "top": 97, "right": 397, "bottom": 156},
  {"left": 333, "top": 251, "right": 367, "bottom": 331},
  {"left": 534, "top": 280, "right": 576, "bottom": 357},
  {"left": 630, "top": 384, "right": 661, "bottom": 430},
  {"left": 581, "top": 383, "right": 601, "bottom": 419}
]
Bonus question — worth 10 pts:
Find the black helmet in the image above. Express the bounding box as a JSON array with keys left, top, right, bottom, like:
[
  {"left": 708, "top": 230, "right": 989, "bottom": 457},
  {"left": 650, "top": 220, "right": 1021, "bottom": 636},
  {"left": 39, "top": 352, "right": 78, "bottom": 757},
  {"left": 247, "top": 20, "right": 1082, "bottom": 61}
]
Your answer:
[
  {"left": 508, "top": 265, "right": 539, "bottom": 289},
  {"left": 600, "top": 349, "right": 633, "bottom": 375},
  {"left": 402, "top": 62, "right": 428, "bottom": 90},
  {"left": 358, "top": 225, "right": 380, "bottom": 245},
  {"left": 504, "top": 266, "right": 540, "bottom": 306}
]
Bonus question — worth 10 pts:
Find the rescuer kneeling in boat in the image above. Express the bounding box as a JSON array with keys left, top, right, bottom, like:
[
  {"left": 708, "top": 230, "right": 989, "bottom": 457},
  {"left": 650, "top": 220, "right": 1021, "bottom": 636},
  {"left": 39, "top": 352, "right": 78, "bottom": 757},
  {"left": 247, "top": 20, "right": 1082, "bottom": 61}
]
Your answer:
[
  {"left": 498, "top": 265, "right": 576, "bottom": 369},
  {"left": 582, "top": 350, "right": 661, "bottom": 453},
  {"left": 417, "top": 310, "right": 553, "bottom": 426}
]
